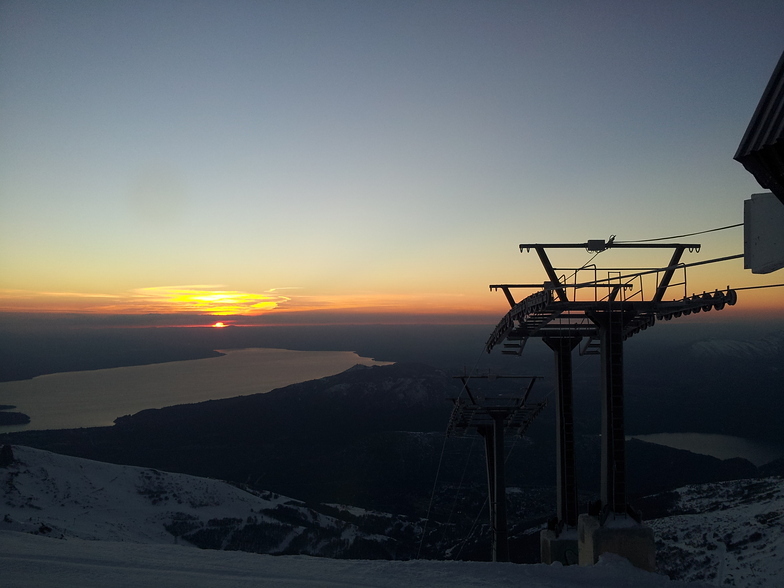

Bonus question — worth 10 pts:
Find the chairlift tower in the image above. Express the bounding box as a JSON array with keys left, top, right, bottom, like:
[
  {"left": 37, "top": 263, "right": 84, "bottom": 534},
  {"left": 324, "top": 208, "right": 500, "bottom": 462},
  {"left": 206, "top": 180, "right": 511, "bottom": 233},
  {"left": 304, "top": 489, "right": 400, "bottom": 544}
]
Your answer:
[
  {"left": 486, "top": 238, "right": 737, "bottom": 570},
  {"left": 447, "top": 375, "right": 546, "bottom": 562}
]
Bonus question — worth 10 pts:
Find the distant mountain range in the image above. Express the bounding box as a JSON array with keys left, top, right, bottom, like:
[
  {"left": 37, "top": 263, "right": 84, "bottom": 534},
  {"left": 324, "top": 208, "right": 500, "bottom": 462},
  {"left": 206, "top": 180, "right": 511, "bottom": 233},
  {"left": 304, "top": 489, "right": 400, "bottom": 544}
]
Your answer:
[
  {"left": 3, "top": 321, "right": 783, "bottom": 445},
  {"left": 688, "top": 331, "right": 784, "bottom": 359},
  {"left": 6, "top": 363, "right": 767, "bottom": 507}
]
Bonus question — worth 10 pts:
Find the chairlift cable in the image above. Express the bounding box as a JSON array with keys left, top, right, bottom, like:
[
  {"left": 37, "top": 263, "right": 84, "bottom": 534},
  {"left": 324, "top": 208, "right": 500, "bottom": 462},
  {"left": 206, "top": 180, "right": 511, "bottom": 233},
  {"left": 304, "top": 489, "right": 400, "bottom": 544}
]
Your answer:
[
  {"left": 416, "top": 418, "right": 453, "bottom": 560},
  {"left": 564, "top": 248, "right": 605, "bottom": 283},
  {"left": 454, "top": 439, "right": 524, "bottom": 563},
  {"left": 416, "top": 342, "right": 488, "bottom": 559},
  {"left": 455, "top": 495, "right": 489, "bottom": 560},
  {"left": 733, "top": 283, "right": 784, "bottom": 291},
  {"left": 614, "top": 222, "right": 743, "bottom": 244},
  {"left": 445, "top": 436, "right": 477, "bottom": 528}
]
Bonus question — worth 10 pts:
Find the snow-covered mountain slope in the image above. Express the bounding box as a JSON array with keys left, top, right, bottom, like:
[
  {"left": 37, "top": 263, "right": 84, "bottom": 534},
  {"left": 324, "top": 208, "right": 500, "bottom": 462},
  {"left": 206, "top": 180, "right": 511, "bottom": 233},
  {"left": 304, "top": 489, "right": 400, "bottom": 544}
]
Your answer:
[
  {"left": 688, "top": 332, "right": 784, "bottom": 359},
  {"left": 0, "top": 530, "right": 711, "bottom": 588},
  {"left": 3, "top": 444, "right": 775, "bottom": 587},
  {"left": 649, "top": 477, "right": 784, "bottom": 588},
  {"left": 1, "top": 445, "right": 421, "bottom": 557}
]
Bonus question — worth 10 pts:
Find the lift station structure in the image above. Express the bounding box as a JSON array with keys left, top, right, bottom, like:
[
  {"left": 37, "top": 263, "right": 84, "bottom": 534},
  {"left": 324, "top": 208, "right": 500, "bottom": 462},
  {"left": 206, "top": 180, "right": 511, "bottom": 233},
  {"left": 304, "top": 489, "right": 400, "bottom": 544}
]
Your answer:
[
  {"left": 446, "top": 374, "right": 547, "bottom": 562},
  {"left": 485, "top": 238, "right": 737, "bottom": 569}
]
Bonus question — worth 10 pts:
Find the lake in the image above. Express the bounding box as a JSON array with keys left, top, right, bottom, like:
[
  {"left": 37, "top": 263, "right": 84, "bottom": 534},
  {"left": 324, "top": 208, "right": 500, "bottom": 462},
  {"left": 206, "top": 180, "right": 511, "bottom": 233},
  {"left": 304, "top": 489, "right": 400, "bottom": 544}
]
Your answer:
[
  {"left": 629, "top": 432, "right": 783, "bottom": 467},
  {"left": 0, "top": 348, "right": 391, "bottom": 432}
]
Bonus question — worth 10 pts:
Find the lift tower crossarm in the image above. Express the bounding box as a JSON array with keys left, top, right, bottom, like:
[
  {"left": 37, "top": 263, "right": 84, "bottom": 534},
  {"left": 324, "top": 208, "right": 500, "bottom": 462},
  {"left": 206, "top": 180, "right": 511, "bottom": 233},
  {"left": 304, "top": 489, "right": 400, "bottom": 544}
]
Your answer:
[
  {"left": 498, "top": 286, "right": 517, "bottom": 308},
  {"left": 534, "top": 245, "right": 568, "bottom": 302},
  {"left": 519, "top": 241, "right": 702, "bottom": 304},
  {"left": 518, "top": 242, "right": 702, "bottom": 250},
  {"left": 652, "top": 245, "right": 688, "bottom": 303}
]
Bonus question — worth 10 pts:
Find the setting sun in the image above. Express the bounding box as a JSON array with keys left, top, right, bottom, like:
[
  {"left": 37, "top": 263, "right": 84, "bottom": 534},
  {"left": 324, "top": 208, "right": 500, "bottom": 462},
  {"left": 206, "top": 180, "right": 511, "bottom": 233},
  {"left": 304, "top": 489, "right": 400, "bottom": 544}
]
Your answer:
[{"left": 212, "top": 322, "right": 227, "bottom": 328}]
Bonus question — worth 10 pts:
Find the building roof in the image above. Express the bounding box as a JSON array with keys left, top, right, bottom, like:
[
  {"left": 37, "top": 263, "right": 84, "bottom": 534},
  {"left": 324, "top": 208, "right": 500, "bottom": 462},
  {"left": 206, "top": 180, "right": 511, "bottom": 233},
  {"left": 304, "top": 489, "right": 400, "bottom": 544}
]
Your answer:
[{"left": 735, "top": 50, "right": 784, "bottom": 206}]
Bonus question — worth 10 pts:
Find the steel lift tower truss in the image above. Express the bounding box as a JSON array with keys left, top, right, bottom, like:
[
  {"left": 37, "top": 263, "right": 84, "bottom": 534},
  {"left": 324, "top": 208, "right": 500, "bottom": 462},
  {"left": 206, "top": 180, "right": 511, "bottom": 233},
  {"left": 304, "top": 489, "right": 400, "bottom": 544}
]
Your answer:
[
  {"left": 447, "top": 375, "right": 547, "bottom": 563},
  {"left": 485, "top": 239, "right": 737, "bottom": 569}
]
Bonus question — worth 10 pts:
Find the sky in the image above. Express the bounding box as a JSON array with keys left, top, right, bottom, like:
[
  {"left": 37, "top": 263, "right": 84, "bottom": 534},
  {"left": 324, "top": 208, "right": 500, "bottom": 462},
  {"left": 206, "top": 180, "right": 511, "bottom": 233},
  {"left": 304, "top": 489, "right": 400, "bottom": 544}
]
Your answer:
[{"left": 2, "top": 0, "right": 784, "bottom": 326}]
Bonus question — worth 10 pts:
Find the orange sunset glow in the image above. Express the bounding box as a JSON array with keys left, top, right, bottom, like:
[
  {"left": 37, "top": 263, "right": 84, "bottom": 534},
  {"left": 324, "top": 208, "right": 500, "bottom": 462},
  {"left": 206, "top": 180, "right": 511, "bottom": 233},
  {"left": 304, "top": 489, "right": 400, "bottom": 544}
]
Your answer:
[
  {"left": 0, "top": 285, "right": 510, "bottom": 321},
  {"left": 1, "top": 253, "right": 782, "bottom": 324},
  {"left": 134, "top": 286, "right": 285, "bottom": 316},
  {"left": 0, "top": 286, "right": 289, "bottom": 316}
]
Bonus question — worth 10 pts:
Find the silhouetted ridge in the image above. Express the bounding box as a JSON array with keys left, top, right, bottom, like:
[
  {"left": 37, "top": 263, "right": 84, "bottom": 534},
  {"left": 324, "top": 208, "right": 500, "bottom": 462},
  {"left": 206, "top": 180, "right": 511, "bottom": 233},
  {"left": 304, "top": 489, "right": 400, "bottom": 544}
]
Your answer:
[{"left": 6, "top": 362, "right": 768, "bottom": 520}]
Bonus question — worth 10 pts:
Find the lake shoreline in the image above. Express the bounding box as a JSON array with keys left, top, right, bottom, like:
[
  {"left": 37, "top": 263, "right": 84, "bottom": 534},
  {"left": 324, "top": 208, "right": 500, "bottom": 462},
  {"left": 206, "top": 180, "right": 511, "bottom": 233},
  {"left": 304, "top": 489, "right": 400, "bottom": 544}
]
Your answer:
[
  {"left": 0, "top": 348, "right": 391, "bottom": 433},
  {"left": 628, "top": 432, "right": 784, "bottom": 467}
]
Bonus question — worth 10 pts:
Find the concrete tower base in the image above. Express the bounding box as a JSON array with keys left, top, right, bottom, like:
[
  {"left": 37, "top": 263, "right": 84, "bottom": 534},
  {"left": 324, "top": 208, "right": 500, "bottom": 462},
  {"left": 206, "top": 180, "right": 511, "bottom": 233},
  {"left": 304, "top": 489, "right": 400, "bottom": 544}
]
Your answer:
[
  {"left": 540, "top": 528, "right": 579, "bottom": 565},
  {"left": 577, "top": 514, "right": 656, "bottom": 571}
]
